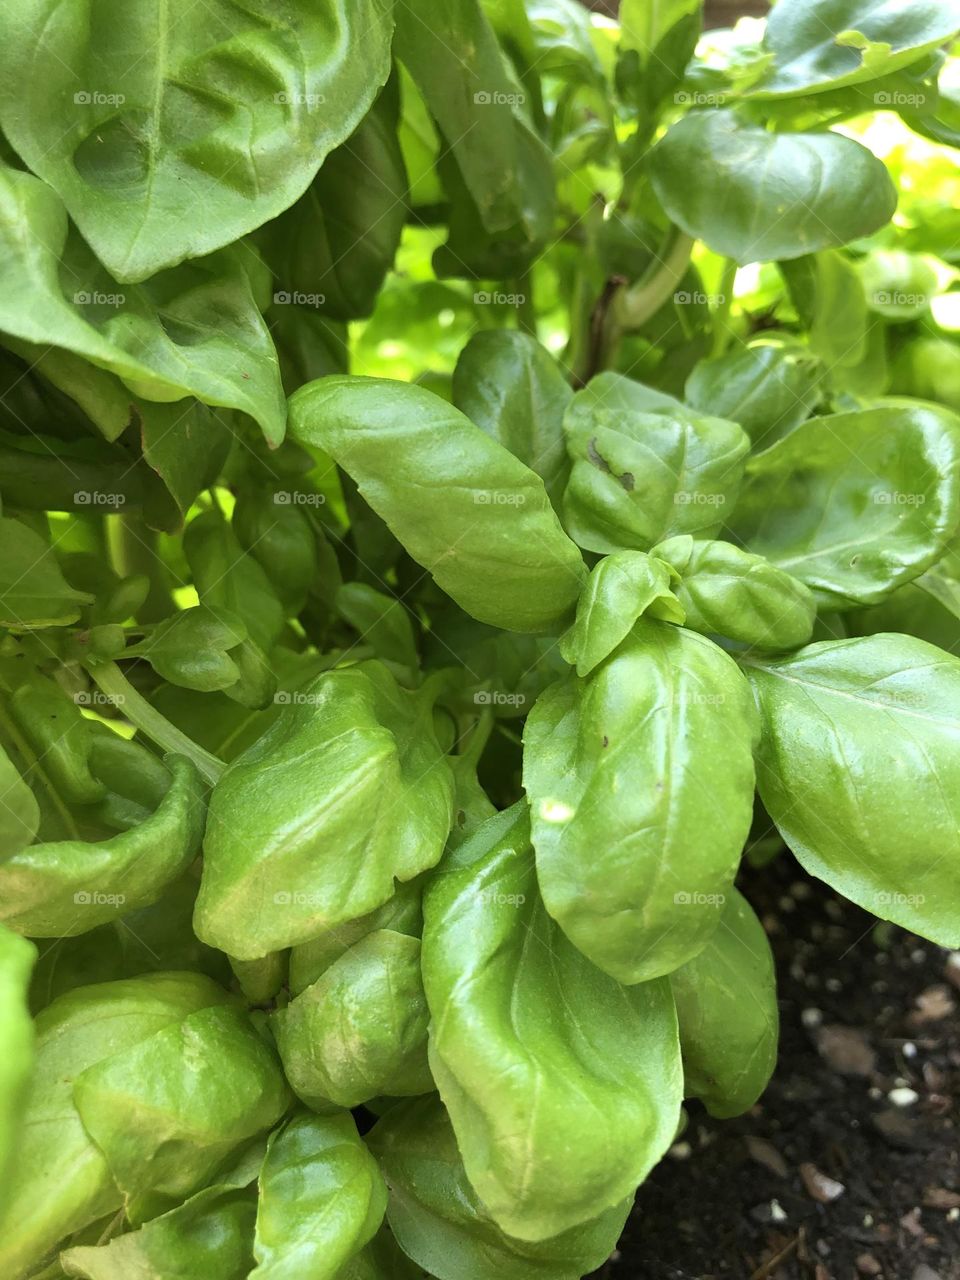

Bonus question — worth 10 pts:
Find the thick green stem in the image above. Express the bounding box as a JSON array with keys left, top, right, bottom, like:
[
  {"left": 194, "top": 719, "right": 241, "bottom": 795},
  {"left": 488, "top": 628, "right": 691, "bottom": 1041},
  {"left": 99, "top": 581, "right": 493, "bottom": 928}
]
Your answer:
[
  {"left": 87, "top": 662, "right": 225, "bottom": 786},
  {"left": 613, "top": 230, "right": 695, "bottom": 331},
  {"left": 515, "top": 268, "right": 537, "bottom": 339},
  {"left": 711, "top": 258, "right": 739, "bottom": 357}
]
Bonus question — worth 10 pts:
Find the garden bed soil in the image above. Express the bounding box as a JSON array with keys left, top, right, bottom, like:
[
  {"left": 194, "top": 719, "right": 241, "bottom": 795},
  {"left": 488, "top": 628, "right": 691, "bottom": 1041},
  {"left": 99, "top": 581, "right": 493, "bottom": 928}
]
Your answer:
[{"left": 600, "top": 853, "right": 960, "bottom": 1280}]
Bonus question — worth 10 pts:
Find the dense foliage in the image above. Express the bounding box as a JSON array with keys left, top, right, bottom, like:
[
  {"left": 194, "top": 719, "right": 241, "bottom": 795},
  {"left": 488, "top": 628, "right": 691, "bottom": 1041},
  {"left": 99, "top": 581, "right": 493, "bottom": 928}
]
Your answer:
[{"left": 2, "top": 0, "right": 960, "bottom": 1276}]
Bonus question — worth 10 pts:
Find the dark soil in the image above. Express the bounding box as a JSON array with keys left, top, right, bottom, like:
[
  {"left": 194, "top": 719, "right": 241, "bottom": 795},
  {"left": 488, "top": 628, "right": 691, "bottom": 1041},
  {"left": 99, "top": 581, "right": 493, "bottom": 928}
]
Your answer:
[{"left": 602, "top": 852, "right": 960, "bottom": 1280}]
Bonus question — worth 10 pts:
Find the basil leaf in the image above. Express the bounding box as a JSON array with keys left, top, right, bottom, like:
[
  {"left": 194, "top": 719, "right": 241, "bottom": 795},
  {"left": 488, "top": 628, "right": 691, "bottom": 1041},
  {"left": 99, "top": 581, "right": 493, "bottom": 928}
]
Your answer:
[
  {"left": 653, "top": 535, "right": 817, "bottom": 651},
  {"left": 0, "top": 516, "right": 92, "bottom": 628},
  {"left": 422, "top": 804, "right": 682, "bottom": 1241},
  {"left": 273, "top": 931, "right": 433, "bottom": 1109},
  {"left": 561, "top": 372, "right": 749, "bottom": 554},
  {"left": 368, "top": 1095, "right": 634, "bottom": 1280},
  {"left": 0, "top": 973, "right": 230, "bottom": 1277},
  {"left": 0, "top": 925, "right": 35, "bottom": 1185},
  {"left": 0, "top": 754, "right": 205, "bottom": 937},
  {"left": 258, "top": 90, "right": 407, "bottom": 323},
  {"left": 731, "top": 405, "right": 960, "bottom": 608},
  {"left": 252, "top": 1113, "right": 387, "bottom": 1280},
  {"left": 669, "top": 889, "right": 778, "bottom": 1119},
  {"left": 288, "top": 880, "right": 424, "bottom": 997},
  {"left": 333, "top": 1225, "right": 425, "bottom": 1279},
  {"left": 0, "top": 740, "right": 41, "bottom": 859},
  {"left": 453, "top": 331, "right": 573, "bottom": 505},
  {"left": 73, "top": 1002, "right": 290, "bottom": 1201},
  {"left": 746, "top": 634, "right": 960, "bottom": 948},
  {"left": 394, "top": 0, "right": 523, "bottom": 234},
  {"left": 126, "top": 607, "right": 249, "bottom": 694},
  {"left": 0, "top": 0, "right": 395, "bottom": 281},
  {"left": 684, "top": 341, "right": 824, "bottom": 450},
  {"left": 61, "top": 1185, "right": 256, "bottom": 1280},
  {"left": 289, "top": 376, "right": 585, "bottom": 633},
  {"left": 559, "top": 551, "right": 685, "bottom": 677},
  {"left": 780, "top": 252, "right": 884, "bottom": 399},
  {"left": 523, "top": 622, "right": 758, "bottom": 983},
  {"left": 195, "top": 663, "right": 454, "bottom": 958},
  {"left": 756, "top": 0, "right": 960, "bottom": 98},
  {"left": 0, "top": 164, "right": 286, "bottom": 445},
  {"left": 336, "top": 584, "right": 419, "bottom": 675},
  {"left": 650, "top": 112, "right": 897, "bottom": 264}
]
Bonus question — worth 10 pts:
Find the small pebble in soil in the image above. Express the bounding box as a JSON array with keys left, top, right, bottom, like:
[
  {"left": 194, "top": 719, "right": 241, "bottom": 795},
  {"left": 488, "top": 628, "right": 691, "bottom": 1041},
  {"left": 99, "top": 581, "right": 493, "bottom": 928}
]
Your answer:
[
  {"left": 889, "top": 1086, "right": 920, "bottom": 1107},
  {"left": 802, "top": 1007, "right": 823, "bottom": 1029},
  {"left": 800, "top": 1162, "right": 846, "bottom": 1203}
]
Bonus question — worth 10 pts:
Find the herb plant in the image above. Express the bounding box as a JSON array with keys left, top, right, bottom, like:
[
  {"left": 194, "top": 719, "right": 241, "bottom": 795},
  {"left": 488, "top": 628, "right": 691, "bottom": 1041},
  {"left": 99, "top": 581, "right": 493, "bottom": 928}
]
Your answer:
[{"left": 1, "top": 0, "right": 960, "bottom": 1276}]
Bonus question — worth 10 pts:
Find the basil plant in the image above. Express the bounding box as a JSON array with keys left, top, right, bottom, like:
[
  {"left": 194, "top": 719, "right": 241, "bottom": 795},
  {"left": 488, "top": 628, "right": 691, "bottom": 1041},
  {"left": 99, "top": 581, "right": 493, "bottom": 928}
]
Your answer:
[{"left": 1, "top": 0, "right": 960, "bottom": 1275}]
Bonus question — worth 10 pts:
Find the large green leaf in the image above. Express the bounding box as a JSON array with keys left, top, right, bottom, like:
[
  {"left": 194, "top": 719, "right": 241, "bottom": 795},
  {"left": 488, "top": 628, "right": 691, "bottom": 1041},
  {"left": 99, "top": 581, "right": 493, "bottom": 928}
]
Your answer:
[
  {"left": 0, "top": 742, "right": 39, "bottom": 861},
  {"left": 780, "top": 252, "right": 884, "bottom": 399},
  {"left": 0, "top": 164, "right": 286, "bottom": 444},
  {"left": 0, "top": 973, "right": 229, "bottom": 1278},
  {"left": 252, "top": 1113, "right": 387, "bottom": 1280},
  {"left": 755, "top": 0, "right": 960, "bottom": 98},
  {"left": 0, "top": 517, "right": 93, "bottom": 629},
  {"left": 731, "top": 405, "right": 960, "bottom": 608},
  {"left": 650, "top": 112, "right": 897, "bottom": 264},
  {"left": 61, "top": 1185, "right": 256, "bottom": 1280},
  {"left": 394, "top": 0, "right": 522, "bottom": 234},
  {"left": 746, "top": 634, "right": 960, "bottom": 948},
  {"left": 288, "top": 880, "right": 423, "bottom": 996},
  {"left": 194, "top": 663, "right": 454, "bottom": 958},
  {"left": 422, "top": 803, "right": 682, "bottom": 1241},
  {"left": 258, "top": 90, "right": 407, "bottom": 323},
  {"left": 561, "top": 372, "right": 750, "bottom": 554},
  {"left": 0, "top": 926, "right": 35, "bottom": 1187},
  {"left": 0, "top": 0, "right": 395, "bottom": 282},
  {"left": 668, "top": 889, "right": 778, "bottom": 1118},
  {"left": 452, "top": 332, "right": 572, "bottom": 504},
  {"left": 333, "top": 1226, "right": 425, "bottom": 1280},
  {"left": 73, "top": 1001, "right": 289, "bottom": 1202},
  {"left": 368, "top": 1096, "right": 634, "bottom": 1280},
  {"left": 558, "top": 551, "right": 684, "bottom": 677},
  {"left": 684, "top": 340, "right": 824, "bottom": 450},
  {"left": 273, "top": 931, "right": 433, "bottom": 1108},
  {"left": 289, "top": 376, "right": 585, "bottom": 633},
  {"left": 653, "top": 535, "right": 817, "bottom": 651},
  {"left": 0, "top": 754, "right": 206, "bottom": 937},
  {"left": 523, "top": 622, "right": 758, "bottom": 984}
]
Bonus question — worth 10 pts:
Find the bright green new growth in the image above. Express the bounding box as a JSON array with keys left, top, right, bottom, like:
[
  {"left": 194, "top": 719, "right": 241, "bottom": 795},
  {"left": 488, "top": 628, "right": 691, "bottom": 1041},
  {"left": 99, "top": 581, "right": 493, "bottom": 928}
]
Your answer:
[{"left": 2, "top": 0, "right": 960, "bottom": 1277}]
